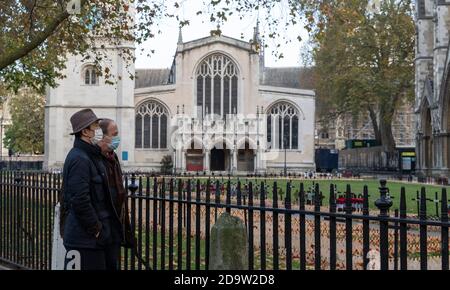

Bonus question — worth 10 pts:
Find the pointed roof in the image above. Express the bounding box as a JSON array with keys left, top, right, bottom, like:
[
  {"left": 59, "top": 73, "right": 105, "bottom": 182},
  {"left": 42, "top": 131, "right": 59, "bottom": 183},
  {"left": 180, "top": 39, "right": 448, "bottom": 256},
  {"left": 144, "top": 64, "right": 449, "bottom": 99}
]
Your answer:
[
  {"left": 177, "top": 27, "right": 183, "bottom": 44},
  {"left": 135, "top": 69, "right": 171, "bottom": 88},
  {"left": 260, "top": 67, "right": 315, "bottom": 90},
  {"left": 177, "top": 34, "right": 253, "bottom": 54},
  {"left": 253, "top": 21, "right": 260, "bottom": 44}
]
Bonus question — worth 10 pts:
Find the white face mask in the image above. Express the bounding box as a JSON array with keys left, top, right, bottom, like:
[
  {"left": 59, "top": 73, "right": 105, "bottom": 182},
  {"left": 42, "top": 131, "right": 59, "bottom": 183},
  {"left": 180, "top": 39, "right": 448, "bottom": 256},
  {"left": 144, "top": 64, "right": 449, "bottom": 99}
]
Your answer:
[{"left": 91, "top": 128, "right": 103, "bottom": 145}]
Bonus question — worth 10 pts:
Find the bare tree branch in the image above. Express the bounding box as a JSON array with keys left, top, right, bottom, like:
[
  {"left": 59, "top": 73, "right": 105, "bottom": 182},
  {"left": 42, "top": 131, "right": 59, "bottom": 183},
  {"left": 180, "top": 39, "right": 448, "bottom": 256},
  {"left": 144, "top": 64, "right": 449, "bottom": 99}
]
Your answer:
[{"left": 0, "top": 0, "right": 88, "bottom": 71}]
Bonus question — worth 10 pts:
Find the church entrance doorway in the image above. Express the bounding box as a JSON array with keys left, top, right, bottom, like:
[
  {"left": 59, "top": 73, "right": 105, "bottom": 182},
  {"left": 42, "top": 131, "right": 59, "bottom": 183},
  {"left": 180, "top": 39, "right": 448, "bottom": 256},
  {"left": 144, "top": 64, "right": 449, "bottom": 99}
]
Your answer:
[
  {"left": 423, "top": 107, "right": 433, "bottom": 170},
  {"left": 186, "top": 149, "right": 204, "bottom": 172},
  {"left": 237, "top": 142, "right": 255, "bottom": 172},
  {"left": 186, "top": 141, "right": 204, "bottom": 172},
  {"left": 210, "top": 143, "right": 230, "bottom": 171}
]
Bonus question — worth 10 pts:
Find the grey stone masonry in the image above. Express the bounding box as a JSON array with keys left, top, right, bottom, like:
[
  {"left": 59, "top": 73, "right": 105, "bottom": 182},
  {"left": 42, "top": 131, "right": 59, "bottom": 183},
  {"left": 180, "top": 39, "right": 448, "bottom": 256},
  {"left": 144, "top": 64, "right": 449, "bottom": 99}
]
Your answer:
[{"left": 209, "top": 213, "right": 249, "bottom": 270}]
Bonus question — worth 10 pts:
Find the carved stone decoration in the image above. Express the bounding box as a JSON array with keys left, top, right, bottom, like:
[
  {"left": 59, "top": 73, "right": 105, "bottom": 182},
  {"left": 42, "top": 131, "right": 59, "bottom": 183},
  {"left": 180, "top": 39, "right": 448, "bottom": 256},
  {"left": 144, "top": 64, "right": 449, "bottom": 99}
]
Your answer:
[
  {"left": 413, "top": 0, "right": 450, "bottom": 178},
  {"left": 431, "top": 107, "right": 442, "bottom": 133},
  {"left": 415, "top": 113, "right": 422, "bottom": 134}
]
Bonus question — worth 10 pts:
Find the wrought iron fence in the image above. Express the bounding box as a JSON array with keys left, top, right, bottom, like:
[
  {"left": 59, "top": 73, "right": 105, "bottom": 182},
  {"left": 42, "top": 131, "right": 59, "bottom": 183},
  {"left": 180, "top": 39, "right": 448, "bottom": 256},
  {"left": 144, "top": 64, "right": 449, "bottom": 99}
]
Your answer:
[
  {"left": 0, "top": 171, "right": 60, "bottom": 269},
  {"left": 0, "top": 171, "right": 449, "bottom": 270}
]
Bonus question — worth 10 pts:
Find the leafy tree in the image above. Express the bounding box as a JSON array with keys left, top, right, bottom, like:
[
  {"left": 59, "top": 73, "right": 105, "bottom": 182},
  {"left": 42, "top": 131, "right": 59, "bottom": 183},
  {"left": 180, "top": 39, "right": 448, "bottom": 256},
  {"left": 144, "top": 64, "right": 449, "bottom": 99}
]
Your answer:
[
  {"left": 304, "top": 0, "right": 415, "bottom": 151},
  {"left": 0, "top": 0, "right": 306, "bottom": 94},
  {"left": 4, "top": 89, "right": 45, "bottom": 154}
]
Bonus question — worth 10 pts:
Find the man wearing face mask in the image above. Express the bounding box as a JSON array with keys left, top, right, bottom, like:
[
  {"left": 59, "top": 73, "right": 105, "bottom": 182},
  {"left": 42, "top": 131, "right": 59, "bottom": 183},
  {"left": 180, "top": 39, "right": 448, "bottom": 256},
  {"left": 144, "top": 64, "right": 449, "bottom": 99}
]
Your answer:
[
  {"left": 98, "top": 118, "right": 134, "bottom": 251},
  {"left": 62, "top": 109, "right": 123, "bottom": 270}
]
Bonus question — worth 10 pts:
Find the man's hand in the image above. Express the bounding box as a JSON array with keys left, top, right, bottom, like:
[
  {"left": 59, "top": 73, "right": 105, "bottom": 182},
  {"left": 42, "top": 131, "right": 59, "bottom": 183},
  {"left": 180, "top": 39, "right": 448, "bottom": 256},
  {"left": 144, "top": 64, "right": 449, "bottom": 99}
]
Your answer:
[{"left": 87, "top": 220, "right": 102, "bottom": 239}]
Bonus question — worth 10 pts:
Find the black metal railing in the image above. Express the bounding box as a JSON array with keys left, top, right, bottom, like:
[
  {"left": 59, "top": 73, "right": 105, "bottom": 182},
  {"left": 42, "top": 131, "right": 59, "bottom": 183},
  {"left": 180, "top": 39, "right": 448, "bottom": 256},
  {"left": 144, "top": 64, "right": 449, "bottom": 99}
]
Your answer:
[
  {"left": 0, "top": 171, "right": 449, "bottom": 270},
  {"left": 0, "top": 171, "right": 61, "bottom": 269},
  {"left": 0, "top": 161, "right": 43, "bottom": 171}
]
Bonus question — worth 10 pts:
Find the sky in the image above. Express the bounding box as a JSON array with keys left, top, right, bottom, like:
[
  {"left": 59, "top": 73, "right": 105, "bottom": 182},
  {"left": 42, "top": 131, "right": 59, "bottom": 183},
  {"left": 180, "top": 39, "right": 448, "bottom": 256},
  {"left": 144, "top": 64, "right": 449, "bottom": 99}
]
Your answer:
[{"left": 135, "top": 0, "right": 309, "bottom": 69}]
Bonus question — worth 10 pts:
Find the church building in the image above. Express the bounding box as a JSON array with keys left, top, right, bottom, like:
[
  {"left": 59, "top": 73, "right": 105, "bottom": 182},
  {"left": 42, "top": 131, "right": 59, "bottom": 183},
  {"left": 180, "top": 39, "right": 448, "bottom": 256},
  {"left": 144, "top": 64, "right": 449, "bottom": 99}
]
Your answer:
[
  {"left": 45, "top": 27, "right": 316, "bottom": 174},
  {"left": 415, "top": 0, "right": 450, "bottom": 178}
]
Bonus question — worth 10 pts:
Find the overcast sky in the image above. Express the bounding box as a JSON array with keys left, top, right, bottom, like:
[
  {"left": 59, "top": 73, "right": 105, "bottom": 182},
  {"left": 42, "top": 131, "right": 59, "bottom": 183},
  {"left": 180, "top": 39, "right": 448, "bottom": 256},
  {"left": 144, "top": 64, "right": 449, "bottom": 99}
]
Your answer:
[{"left": 135, "top": 0, "right": 309, "bottom": 69}]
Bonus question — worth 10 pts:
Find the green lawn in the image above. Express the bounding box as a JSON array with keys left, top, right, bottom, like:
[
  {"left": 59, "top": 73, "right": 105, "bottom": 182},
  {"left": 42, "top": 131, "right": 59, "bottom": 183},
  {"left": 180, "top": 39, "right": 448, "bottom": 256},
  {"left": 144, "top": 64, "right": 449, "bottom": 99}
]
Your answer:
[
  {"left": 247, "top": 178, "right": 447, "bottom": 215},
  {"left": 137, "top": 177, "right": 449, "bottom": 215},
  {"left": 120, "top": 231, "right": 207, "bottom": 270}
]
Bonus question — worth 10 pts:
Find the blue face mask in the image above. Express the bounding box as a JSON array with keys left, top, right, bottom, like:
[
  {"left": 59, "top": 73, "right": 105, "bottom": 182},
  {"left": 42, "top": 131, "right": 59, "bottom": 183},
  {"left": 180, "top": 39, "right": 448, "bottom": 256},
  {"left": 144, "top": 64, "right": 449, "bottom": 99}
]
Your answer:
[{"left": 109, "top": 136, "right": 121, "bottom": 151}]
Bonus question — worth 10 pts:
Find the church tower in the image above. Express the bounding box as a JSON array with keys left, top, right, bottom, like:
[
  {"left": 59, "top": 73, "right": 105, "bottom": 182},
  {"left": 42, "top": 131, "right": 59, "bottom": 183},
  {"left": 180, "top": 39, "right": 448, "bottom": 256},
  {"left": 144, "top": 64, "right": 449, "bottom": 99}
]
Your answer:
[
  {"left": 415, "top": 0, "right": 450, "bottom": 177},
  {"left": 415, "top": 0, "right": 433, "bottom": 110},
  {"left": 44, "top": 5, "right": 136, "bottom": 169}
]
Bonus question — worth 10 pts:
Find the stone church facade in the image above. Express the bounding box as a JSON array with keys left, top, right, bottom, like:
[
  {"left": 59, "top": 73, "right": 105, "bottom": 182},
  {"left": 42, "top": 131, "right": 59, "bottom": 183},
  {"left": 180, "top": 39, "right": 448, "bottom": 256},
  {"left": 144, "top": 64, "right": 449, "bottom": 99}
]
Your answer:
[
  {"left": 45, "top": 29, "right": 316, "bottom": 174},
  {"left": 415, "top": 0, "right": 450, "bottom": 178}
]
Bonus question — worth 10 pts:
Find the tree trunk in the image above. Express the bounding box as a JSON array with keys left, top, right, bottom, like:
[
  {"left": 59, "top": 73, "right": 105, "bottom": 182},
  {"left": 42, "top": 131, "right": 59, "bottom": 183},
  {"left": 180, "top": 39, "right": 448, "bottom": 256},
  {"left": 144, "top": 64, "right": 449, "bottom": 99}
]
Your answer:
[
  {"left": 367, "top": 105, "right": 381, "bottom": 144},
  {"left": 379, "top": 104, "right": 396, "bottom": 152}
]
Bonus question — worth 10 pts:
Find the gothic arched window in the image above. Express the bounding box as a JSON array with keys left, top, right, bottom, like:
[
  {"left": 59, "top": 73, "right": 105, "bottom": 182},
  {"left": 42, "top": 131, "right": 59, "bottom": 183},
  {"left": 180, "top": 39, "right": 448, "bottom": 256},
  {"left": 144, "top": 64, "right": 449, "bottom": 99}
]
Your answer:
[
  {"left": 83, "top": 65, "right": 98, "bottom": 85},
  {"left": 135, "top": 100, "right": 168, "bottom": 149},
  {"left": 196, "top": 54, "right": 239, "bottom": 118},
  {"left": 266, "top": 102, "right": 300, "bottom": 150}
]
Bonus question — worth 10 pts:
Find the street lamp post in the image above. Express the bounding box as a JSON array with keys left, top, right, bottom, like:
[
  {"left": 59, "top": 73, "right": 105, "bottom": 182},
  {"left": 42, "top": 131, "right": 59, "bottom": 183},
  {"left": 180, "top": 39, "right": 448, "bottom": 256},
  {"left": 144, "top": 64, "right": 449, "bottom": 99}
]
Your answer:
[
  {"left": 174, "top": 105, "right": 180, "bottom": 176},
  {"left": 256, "top": 106, "right": 259, "bottom": 175},
  {"left": 284, "top": 135, "right": 287, "bottom": 177},
  {"left": 233, "top": 108, "right": 237, "bottom": 176},
  {"left": 204, "top": 106, "right": 209, "bottom": 174},
  {"left": 202, "top": 113, "right": 205, "bottom": 174}
]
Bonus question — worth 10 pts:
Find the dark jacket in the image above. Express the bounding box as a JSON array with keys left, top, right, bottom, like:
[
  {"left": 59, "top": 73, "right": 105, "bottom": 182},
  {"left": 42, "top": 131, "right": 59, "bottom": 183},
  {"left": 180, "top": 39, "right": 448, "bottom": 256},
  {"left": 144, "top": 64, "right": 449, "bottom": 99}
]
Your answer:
[
  {"left": 62, "top": 138, "right": 123, "bottom": 249},
  {"left": 102, "top": 151, "right": 134, "bottom": 248}
]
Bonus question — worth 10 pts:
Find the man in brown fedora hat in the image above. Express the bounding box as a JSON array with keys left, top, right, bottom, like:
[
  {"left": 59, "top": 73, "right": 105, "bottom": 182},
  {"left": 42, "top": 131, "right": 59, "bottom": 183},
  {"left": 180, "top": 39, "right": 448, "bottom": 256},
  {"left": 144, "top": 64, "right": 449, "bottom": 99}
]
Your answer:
[{"left": 61, "top": 109, "right": 124, "bottom": 270}]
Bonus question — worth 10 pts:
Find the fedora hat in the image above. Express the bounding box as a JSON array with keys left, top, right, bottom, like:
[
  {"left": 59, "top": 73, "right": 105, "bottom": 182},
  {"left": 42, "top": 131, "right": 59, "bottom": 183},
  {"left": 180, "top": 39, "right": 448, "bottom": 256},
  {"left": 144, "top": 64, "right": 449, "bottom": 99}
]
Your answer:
[{"left": 69, "top": 109, "right": 102, "bottom": 135}]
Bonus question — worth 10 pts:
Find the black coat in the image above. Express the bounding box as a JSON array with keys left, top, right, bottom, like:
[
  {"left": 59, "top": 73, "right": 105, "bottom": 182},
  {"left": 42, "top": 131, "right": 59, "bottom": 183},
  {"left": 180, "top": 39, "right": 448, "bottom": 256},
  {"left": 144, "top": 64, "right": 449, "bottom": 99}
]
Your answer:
[{"left": 62, "top": 138, "right": 123, "bottom": 249}]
